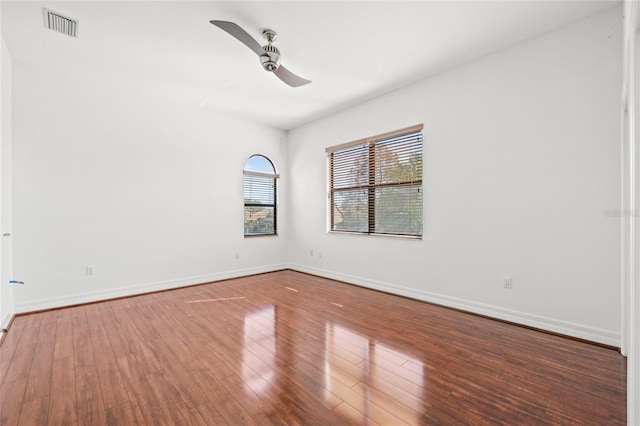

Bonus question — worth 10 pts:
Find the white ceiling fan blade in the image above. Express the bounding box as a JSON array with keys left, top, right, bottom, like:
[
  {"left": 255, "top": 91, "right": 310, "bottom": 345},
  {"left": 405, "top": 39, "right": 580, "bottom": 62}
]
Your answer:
[
  {"left": 210, "top": 20, "right": 264, "bottom": 56},
  {"left": 274, "top": 65, "right": 311, "bottom": 88}
]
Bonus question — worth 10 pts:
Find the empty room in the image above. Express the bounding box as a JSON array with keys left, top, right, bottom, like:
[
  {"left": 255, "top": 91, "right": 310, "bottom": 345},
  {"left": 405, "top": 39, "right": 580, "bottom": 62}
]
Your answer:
[{"left": 1, "top": 0, "right": 639, "bottom": 424}]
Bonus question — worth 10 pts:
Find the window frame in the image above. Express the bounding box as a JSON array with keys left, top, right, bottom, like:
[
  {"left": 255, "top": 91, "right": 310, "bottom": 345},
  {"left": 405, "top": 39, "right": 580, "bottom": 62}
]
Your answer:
[
  {"left": 326, "top": 124, "right": 423, "bottom": 239},
  {"left": 243, "top": 155, "right": 279, "bottom": 237}
]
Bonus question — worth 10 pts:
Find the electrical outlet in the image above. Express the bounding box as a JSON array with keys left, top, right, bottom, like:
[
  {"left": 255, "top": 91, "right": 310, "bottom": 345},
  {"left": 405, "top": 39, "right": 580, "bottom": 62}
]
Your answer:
[
  {"left": 310, "top": 249, "right": 314, "bottom": 256},
  {"left": 86, "top": 265, "right": 95, "bottom": 276},
  {"left": 318, "top": 251, "right": 323, "bottom": 259},
  {"left": 503, "top": 276, "right": 512, "bottom": 289},
  {"left": 235, "top": 252, "right": 240, "bottom": 259}
]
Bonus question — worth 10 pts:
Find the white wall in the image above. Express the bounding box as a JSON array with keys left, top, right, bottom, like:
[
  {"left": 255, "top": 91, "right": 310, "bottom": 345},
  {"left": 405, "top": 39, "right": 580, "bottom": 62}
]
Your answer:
[
  {"left": 10, "top": 62, "right": 288, "bottom": 312},
  {"left": 288, "top": 7, "right": 622, "bottom": 346},
  {"left": 1, "top": 34, "right": 14, "bottom": 332}
]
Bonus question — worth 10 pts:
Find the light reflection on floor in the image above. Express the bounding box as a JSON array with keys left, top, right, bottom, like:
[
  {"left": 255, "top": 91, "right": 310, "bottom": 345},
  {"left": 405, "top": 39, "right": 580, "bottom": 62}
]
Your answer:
[
  {"left": 242, "top": 305, "right": 276, "bottom": 395},
  {"left": 238, "top": 303, "right": 425, "bottom": 423},
  {"left": 325, "top": 323, "right": 424, "bottom": 424}
]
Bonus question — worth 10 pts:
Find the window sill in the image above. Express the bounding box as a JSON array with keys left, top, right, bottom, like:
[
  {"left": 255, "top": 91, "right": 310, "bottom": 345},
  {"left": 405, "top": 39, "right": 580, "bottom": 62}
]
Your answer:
[
  {"left": 328, "top": 231, "right": 421, "bottom": 240},
  {"left": 244, "top": 233, "right": 278, "bottom": 238}
]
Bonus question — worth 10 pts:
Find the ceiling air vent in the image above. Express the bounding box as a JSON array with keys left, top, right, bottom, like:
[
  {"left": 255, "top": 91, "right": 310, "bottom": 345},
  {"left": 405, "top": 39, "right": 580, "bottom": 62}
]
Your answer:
[{"left": 42, "top": 8, "right": 78, "bottom": 38}]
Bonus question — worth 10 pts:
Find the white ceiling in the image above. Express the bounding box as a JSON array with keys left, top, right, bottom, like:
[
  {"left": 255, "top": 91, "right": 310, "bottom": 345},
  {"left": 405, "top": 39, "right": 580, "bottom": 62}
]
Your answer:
[{"left": 1, "top": 0, "right": 620, "bottom": 130}]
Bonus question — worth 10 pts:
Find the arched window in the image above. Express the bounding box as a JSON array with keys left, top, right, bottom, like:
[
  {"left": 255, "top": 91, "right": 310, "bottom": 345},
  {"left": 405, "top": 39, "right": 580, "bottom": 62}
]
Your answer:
[{"left": 243, "top": 155, "right": 278, "bottom": 236}]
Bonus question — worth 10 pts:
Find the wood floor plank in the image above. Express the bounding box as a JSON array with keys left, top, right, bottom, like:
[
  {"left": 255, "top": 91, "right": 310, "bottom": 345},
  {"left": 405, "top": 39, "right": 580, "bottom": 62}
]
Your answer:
[
  {"left": 53, "top": 310, "right": 73, "bottom": 360},
  {"left": 47, "top": 356, "right": 77, "bottom": 425},
  {"left": 333, "top": 401, "right": 381, "bottom": 426},
  {"left": 0, "top": 377, "right": 27, "bottom": 426},
  {"left": 144, "top": 337, "right": 208, "bottom": 409},
  {"left": 140, "top": 372, "right": 196, "bottom": 425},
  {"left": 324, "top": 371, "right": 410, "bottom": 425},
  {"left": 18, "top": 396, "right": 50, "bottom": 425},
  {"left": 84, "top": 304, "right": 115, "bottom": 363},
  {"left": 2, "top": 322, "right": 39, "bottom": 385},
  {"left": 104, "top": 402, "right": 139, "bottom": 425},
  {"left": 188, "top": 369, "right": 258, "bottom": 426},
  {"left": 99, "top": 305, "right": 132, "bottom": 359},
  {"left": 75, "top": 366, "right": 107, "bottom": 425},
  {"left": 0, "top": 317, "right": 26, "bottom": 388},
  {"left": 191, "top": 401, "right": 229, "bottom": 426},
  {"left": 23, "top": 311, "right": 57, "bottom": 402},
  {"left": 0, "top": 270, "right": 627, "bottom": 424},
  {"left": 85, "top": 304, "right": 131, "bottom": 411},
  {"left": 115, "top": 354, "right": 166, "bottom": 425},
  {"left": 72, "top": 308, "right": 97, "bottom": 376},
  {"left": 94, "top": 357, "right": 130, "bottom": 411},
  {"left": 216, "top": 371, "right": 271, "bottom": 417}
]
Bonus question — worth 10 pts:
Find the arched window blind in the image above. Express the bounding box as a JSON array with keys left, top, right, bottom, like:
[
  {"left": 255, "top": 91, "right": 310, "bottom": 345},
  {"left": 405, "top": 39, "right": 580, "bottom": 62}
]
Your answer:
[
  {"left": 244, "top": 155, "right": 278, "bottom": 236},
  {"left": 327, "top": 124, "right": 423, "bottom": 238}
]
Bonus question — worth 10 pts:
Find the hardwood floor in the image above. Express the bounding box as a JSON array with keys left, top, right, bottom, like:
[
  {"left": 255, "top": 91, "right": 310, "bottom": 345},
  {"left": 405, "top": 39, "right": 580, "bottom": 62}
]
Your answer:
[{"left": 0, "top": 270, "right": 626, "bottom": 425}]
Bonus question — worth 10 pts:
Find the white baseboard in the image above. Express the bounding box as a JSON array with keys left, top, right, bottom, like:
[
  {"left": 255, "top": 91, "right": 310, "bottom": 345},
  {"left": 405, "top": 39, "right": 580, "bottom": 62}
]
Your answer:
[
  {"left": 13, "top": 263, "right": 288, "bottom": 314},
  {"left": 0, "top": 309, "right": 14, "bottom": 344},
  {"left": 11, "top": 263, "right": 620, "bottom": 347},
  {"left": 288, "top": 263, "right": 620, "bottom": 347},
  {"left": 1, "top": 310, "right": 13, "bottom": 329}
]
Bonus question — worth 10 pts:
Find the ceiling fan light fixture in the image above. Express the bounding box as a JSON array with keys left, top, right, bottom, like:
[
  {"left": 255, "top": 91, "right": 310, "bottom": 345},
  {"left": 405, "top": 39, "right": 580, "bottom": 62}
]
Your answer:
[{"left": 260, "top": 45, "right": 281, "bottom": 72}]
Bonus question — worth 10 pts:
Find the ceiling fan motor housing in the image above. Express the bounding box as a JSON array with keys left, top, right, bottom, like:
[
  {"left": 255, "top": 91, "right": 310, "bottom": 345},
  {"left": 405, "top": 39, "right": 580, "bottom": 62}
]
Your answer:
[{"left": 260, "top": 44, "right": 281, "bottom": 72}]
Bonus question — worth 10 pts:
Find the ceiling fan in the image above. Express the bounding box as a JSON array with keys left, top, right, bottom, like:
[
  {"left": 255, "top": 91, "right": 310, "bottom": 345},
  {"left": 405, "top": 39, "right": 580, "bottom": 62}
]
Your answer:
[{"left": 209, "top": 20, "right": 311, "bottom": 88}]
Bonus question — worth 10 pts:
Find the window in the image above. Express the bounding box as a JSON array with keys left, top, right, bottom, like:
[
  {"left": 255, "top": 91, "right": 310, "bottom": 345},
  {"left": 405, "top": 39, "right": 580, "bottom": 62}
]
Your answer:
[
  {"left": 327, "top": 124, "right": 423, "bottom": 238},
  {"left": 244, "top": 155, "right": 278, "bottom": 236}
]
